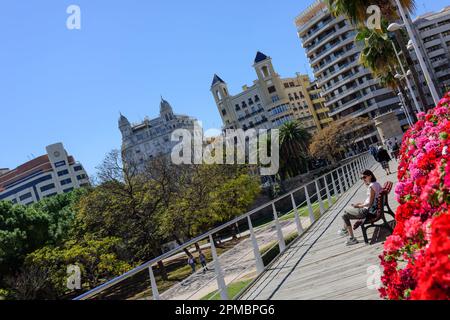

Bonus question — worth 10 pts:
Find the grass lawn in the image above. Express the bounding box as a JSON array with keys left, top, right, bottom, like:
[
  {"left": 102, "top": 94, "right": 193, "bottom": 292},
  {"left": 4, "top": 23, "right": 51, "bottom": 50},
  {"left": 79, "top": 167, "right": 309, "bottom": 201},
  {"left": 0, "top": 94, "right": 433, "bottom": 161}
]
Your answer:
[{"left": 200, "top": 279, "right": 254, "bottom": 300}]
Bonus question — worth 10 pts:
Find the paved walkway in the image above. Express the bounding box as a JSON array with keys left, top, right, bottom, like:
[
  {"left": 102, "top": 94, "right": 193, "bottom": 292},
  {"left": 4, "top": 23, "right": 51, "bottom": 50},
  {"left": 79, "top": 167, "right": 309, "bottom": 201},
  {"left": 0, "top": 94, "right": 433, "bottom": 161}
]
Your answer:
[
  {"left": 159, "top": 215, "right": 310, "bottom": 300},
  {"left": 239, "top": 163, "right": 398, "bottom": 300}
]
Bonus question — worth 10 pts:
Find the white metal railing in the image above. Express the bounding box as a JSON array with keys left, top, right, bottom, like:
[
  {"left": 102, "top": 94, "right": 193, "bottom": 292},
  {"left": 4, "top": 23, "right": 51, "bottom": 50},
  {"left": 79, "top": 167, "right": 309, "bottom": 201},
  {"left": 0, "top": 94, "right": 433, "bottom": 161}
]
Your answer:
[{"left": 73, "top": 152, "right": 374, "bottom": 300}]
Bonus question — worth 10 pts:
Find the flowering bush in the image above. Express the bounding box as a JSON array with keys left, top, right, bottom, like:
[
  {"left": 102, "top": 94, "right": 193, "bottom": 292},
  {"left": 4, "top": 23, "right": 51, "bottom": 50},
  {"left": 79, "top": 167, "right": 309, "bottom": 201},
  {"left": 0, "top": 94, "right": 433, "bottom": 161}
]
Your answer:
[{"left": 379, "top": 92, "right": 450, "bottom": 300}]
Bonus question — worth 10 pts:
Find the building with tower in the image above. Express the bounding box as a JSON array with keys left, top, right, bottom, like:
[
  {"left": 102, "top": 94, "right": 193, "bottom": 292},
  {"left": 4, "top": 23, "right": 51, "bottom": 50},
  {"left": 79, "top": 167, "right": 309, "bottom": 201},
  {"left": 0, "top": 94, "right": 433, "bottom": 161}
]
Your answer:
[
  {"left": 119, "top": 97, "right": 200, "bottom": 169},
  {"left": 211, "top": 52, "right": 330, "bottom": 135},
  {"left": 0, "top": 143, "right": 89, "bottom": 205}
]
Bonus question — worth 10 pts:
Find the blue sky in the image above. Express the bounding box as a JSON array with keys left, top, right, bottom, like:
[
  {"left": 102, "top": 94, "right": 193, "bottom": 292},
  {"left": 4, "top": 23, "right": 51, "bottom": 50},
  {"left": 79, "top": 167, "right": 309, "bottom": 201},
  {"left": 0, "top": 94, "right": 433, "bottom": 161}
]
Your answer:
[{"left": 0, "top": 0, "right": 446, "bottom": 176}]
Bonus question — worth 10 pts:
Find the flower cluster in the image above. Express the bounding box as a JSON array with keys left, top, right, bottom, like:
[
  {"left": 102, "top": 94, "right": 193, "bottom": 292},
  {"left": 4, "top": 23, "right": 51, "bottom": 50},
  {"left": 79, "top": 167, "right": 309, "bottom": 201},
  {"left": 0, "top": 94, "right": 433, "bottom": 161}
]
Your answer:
[{"left": 379, "top": 92, "right": 450, "bottom": 300}]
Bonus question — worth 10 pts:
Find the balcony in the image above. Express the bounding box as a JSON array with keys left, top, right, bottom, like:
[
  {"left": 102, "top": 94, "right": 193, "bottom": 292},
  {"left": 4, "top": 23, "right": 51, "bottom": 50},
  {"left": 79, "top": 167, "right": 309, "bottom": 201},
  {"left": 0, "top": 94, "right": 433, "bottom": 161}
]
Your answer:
[
  {"left": 302, "top": 15, "right": 346, "bottom": 46},
  {"left": 321, "top": 68, "right": 371, "bottom": 97},
  {"left": 309, "top": 36, "right": 355, "bottom": 68},
  {"left": 329, "top": 87, "right": 392, "bottom": 117},
  {"left": 324, "top": 79, "right": 377, "bottom": 108},
  {"left": 317, "top": 59, "right": 360, "bottom": 88},
  {"left": 307, "top": 25, "right": 353, "bottom": 56},
  {"left": 313, "top": 46, "right": 359, "bottom": 77}
]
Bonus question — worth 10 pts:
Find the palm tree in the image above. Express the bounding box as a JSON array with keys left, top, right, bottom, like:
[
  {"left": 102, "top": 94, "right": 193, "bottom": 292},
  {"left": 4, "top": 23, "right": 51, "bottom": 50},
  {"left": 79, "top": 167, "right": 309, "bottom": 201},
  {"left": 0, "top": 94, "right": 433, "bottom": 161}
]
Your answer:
[
  {"left": 355, "top": 23, "right": 417, "bottom": 122},
  {"left": 325, "top": 0, "right": 415, "bottom": 25},
  {"left": 325, "top": 0, "right": 428, "bottom": 111},
  {"left": 279, "top": 121, "right": 311, "bottom": 179}
]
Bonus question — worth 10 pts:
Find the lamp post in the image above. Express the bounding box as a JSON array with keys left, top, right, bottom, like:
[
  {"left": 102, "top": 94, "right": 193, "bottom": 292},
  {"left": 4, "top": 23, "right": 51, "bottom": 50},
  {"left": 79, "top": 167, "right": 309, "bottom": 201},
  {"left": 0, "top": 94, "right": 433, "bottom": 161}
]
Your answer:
[
  {"left": 397, "top": 92, "right": 414, "bottom": 127},
  {"left": 388, "top": 0, "right": 440, "bottom": 105},
  {"left": 391, "top": 41, "right": 423, "bottom": 114}
]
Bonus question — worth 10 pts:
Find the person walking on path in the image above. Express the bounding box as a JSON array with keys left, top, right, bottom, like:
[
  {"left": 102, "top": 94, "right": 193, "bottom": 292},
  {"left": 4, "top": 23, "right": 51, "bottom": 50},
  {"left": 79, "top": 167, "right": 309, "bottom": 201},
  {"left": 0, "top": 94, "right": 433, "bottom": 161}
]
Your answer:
[
  {"left": 187, "top": 255, "right": 196, "bottom": 273},
  {"left": 369, "top": 145, "right": 379, "bottom": 162},
  {"left": 199, "top": 251, "right": 209, "bottom": 273},
  {"left": 376, "top": 146, "right": 392, "bottom": 175}
]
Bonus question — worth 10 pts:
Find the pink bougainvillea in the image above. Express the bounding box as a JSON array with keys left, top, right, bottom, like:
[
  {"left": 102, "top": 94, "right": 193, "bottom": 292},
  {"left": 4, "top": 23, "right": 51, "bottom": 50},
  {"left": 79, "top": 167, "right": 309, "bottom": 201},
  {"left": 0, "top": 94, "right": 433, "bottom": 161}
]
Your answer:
[{"left": 379, "top": 92, "right": 450, "bottom": 300}]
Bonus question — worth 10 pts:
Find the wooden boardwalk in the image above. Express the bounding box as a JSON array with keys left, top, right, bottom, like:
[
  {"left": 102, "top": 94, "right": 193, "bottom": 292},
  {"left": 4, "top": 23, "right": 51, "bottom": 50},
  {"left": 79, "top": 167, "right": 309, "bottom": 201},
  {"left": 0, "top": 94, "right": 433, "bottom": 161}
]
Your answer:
[{"left": 240, "top": 163, "right": 398, "bottom": 300}]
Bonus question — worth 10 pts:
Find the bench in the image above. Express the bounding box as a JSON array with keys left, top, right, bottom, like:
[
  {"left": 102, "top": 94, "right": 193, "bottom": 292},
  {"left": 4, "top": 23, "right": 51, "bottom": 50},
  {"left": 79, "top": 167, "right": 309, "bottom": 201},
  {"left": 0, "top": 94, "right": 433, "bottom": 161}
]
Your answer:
[{"left": 357, "top": 181, "right": 395, "bottom": 244}]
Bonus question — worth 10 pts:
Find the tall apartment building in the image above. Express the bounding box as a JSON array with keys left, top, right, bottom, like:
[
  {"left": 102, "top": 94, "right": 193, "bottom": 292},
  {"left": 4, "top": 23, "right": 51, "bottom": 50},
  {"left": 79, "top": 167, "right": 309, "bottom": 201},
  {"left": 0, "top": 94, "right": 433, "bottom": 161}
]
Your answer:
[
  {"left": 295, "top": 0, "right": 407, "bottom": 148},
  {"left": 119, "top": 97, "right": 200, "bottom": 168},
  {"left": 411, "top": 6, "right": 450, "bottom": 100},
  {"left": 0, "top": 143, "right": 89, "bottom": 205},
  {"left": 211, "top": 51, "right": 329, "bottom": 135},
  {"left": 307, "top": 80, "right": 332, "bottom": 128}
]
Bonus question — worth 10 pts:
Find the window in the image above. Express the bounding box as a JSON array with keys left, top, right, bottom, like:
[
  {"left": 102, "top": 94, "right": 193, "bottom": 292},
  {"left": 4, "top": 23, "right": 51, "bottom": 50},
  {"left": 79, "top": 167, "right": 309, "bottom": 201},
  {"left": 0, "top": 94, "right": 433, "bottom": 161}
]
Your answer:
[
  {"left": 19, "top": 192, "right": 32, "bottom": 201},
  {"left": 11, "top": 199, "right": 17, "bottom": 204},
  {"left": 60, "top": 178, "right": 72, "bottom": 186},
  {"left": 221, "top": 109, "right": 227, "bottom": 116},
  {"left": 57, "top": 169, "right": 69, "bottom": 177},
  {"left": 74, "top": 165, "right": 83, "bottom": 171},
  {"left": 63, "top": 187, "right": 74, "bottom": 193},
  {"left": 261, "top": 66, "right": 270, "bottom": 77},
  {"left": 54, "top": 160, "right": 66, "bottom": 168},
  {"left": 40, "top": 183, "right": 55, "bottom": 192},
  {"left": 271, "top": 95, "right": 280, "bottom": 103},
  {"left": 248, "top": 98, "right": 254, "bottom": 105},
  {"left": 235, "top": 104, "right": 240, "bottom": 111},
  {"left": 77, "top": 174, "right": 87, "bottom": 181},
  {"left": 268, "top": 86, "right": 276, "bottom": 94},
  {"left": 254, "top": 95, "right": 260, "bottom": 102},
  {"left": 284, "top": 83, "right": 289, "bottom": 88},
  {"left": 45, "top": 193, "right": 57, "bottom": 198}
]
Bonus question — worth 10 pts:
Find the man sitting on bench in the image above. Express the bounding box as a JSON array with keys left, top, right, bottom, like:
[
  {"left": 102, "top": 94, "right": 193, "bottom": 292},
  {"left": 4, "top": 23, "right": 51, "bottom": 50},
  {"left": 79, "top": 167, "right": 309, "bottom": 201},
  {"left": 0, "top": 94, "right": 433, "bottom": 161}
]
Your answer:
[{"left": 338, "top": 170, "right": 382, "bottom": 245}]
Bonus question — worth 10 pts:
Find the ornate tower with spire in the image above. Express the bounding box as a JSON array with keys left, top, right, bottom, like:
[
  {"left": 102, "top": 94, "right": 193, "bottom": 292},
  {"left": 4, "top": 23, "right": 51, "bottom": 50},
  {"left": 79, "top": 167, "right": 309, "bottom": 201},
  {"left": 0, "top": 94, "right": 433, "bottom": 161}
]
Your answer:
[
  {"left": 160, "top": 96, "right": 175, "bottom": 122},
  {"left": 118, "top": 113, "right": 132, "bottom": 138}
]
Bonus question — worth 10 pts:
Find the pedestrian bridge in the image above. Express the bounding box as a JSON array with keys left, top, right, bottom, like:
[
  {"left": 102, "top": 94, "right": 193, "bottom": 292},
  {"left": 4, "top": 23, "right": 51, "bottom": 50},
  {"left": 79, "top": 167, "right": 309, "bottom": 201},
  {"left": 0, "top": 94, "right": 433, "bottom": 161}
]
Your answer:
[{"left": 73, "top": 153, "right": 396, "bottom": 300}]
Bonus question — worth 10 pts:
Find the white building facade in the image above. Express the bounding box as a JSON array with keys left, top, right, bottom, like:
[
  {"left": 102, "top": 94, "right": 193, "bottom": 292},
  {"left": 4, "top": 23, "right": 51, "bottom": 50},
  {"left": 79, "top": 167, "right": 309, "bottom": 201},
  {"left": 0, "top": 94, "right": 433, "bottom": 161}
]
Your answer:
[
  {"left": 0, "top": 143, "right": 89, "bottom": 205},
  {"left": 119, "top": 98, "right": 200, "bottom": 167},
  {"left": 411, "top": 6, "right": 450, "bottom": 103}
]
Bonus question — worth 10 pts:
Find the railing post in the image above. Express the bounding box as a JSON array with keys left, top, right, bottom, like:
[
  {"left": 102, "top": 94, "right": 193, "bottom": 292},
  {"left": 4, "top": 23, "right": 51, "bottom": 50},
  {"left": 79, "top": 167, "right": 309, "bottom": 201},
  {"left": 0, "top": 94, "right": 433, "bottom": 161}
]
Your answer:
[
  {"left": 338, "top": 168, "right": 344, "bottom": 193},
  {"left": 324, "top": 175, "right": 332, "bottom": 207},
  {"left": 209, "top": 234, "right": 228, "bottom": 300},
  {"left": 247, "top": 216, "right": 264, "bottom": 274},
  {"left": 351, "top": 162, "right": 357, "bottom": 184},
  {"left": 350, "top": 163, "right": 356, "bottom": 185},
  {"left": 272, "top": 203, "right": 286, "bottom": 253},
  {"left": 304, "top": 185, "right": 315, "bottom": 223},
  {"left": 331, "top": 170, "right": 339, "bottom": 197},
  {"left": 290, "top": 193, "right": 304, "bottom": 235},
  {"left": 148, "top": 265, "right": 160, "bottom": 300},
  {"left": 315, "top": 179, "right": 325, "bottom": 215},
  {"left": 343, "top": 166, "right": 350, "bottom": 190}
]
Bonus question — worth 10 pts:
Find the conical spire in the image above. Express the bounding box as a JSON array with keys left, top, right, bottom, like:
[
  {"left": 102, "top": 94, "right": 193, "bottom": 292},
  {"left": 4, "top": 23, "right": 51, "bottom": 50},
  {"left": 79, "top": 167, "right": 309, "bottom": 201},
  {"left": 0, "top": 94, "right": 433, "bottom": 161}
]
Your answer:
[
  {"left": 254, "top": 51, "right": 269, "bottom": 63},
  {"left": 211, "top": 74, "right": 225, "bottom": 87}
]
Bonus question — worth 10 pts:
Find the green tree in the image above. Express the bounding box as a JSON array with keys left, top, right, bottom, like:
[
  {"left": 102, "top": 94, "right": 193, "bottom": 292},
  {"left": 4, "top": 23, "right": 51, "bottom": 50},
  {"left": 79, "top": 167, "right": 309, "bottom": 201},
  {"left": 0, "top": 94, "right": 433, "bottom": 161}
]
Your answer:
[
  {"left": 0, "top": 201, "right": 49, "bottom": 275},
  {"left": 279, "top": 121, "right": 311, "bottom": 179},
  {"left": 355, "top": 22, "right": 417, "bottom": 122},
  {"left": 75, "top": 150, "right": 167, "bottom": 277},
  {"left": 9, "top": 235, "right": 131, "bottom": 299},
  {"left": 309, "top": 117, "right": 372, "bottom": 163},
  {"left": 210, "top": 173, "right": 261, "bottom": 238}
]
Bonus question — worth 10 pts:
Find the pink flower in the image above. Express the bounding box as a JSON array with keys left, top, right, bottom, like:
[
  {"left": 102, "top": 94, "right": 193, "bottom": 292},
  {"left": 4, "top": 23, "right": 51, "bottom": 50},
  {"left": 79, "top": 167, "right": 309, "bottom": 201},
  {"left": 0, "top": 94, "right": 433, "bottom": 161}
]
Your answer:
[
  {"left": 405, "top": 216, "right": 423, "bottom": 238},
  {"left": 384, "top": 235, "right": 403, "bottom": 254}
]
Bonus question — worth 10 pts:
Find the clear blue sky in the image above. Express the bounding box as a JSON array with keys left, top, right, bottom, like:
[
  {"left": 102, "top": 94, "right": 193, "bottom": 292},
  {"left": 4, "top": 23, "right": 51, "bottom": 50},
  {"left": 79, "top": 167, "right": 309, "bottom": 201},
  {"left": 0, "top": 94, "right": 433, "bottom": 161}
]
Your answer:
[{"left": 0, "top": 0, "right": 445, "bottom": 176}]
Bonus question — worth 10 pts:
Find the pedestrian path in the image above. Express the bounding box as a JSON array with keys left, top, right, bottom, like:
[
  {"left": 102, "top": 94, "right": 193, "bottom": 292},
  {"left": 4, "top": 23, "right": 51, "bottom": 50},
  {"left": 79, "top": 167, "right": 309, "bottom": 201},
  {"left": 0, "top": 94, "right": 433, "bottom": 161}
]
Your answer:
[{"left": 239, "top": 163, "right": 398, "bottom": 300}]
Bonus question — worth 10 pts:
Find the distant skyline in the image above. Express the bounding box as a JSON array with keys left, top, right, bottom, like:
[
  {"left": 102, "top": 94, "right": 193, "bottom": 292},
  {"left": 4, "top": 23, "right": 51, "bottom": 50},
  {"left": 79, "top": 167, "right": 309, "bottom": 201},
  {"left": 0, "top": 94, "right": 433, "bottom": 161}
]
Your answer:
[{"left": 0, "top": 0, "right": 446, "bottom": 176}]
